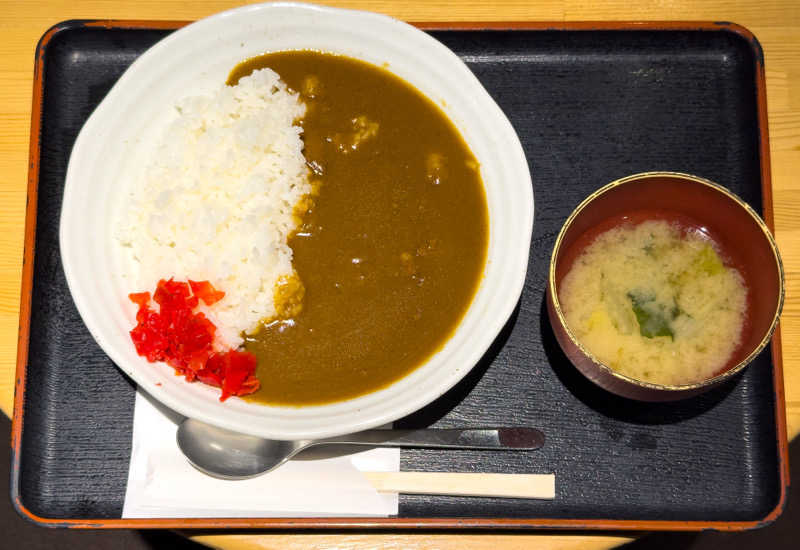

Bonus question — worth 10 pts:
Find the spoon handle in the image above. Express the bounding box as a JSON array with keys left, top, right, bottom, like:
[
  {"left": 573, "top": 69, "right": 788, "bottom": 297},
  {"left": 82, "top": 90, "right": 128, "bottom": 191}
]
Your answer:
[{"left": 314, "top": 428, "right": 544, "bottom": 450}]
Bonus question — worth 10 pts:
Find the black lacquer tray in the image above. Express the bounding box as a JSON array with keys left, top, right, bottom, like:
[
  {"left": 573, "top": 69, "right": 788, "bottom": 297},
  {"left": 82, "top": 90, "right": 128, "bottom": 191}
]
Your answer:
[{"left": 11, "top": 20, "right": 788, "bottom": 530}]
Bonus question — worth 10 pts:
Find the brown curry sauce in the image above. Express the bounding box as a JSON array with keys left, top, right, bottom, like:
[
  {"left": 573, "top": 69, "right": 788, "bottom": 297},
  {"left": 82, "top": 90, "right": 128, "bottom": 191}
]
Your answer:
[{"left": 228, "top": 52, "right": 488, "bottom": 406}]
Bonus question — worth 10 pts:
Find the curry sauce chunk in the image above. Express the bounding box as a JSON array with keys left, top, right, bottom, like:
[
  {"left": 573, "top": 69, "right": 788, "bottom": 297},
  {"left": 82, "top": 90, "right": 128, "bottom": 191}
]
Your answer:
[{"left": 228, "top": 51, "right": 489, "bottom": 406}]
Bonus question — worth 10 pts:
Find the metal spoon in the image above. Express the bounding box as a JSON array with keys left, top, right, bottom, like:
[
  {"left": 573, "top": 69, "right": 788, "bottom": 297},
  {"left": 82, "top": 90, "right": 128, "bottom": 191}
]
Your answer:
[{"left": 177, "top": 418, "right": 545, "bottom": 479}]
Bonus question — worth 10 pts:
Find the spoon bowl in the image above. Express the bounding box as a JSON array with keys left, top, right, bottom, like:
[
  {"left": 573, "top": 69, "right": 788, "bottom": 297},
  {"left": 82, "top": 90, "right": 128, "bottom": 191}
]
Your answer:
[{"left": 177, "top": 419, "right": 308, "bottom": 479}]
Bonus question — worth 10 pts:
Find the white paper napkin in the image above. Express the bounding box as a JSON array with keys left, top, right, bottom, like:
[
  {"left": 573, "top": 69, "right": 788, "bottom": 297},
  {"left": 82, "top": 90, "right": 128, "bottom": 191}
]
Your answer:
[{"left": 122, "top": 391, "right": 399, "bottom": 518}]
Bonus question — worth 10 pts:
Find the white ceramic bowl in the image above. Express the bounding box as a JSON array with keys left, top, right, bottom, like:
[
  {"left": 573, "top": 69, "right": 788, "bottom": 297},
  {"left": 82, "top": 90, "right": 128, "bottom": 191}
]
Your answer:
[{"left": 60, "top": 2, "right": 533, "bottom": 440}]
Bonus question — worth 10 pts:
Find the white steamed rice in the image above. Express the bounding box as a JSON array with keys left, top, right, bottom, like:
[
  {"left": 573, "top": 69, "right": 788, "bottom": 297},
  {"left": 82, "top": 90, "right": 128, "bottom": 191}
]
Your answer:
[{"left": 117, "top": 68, "right": 309, "bottom": 348}]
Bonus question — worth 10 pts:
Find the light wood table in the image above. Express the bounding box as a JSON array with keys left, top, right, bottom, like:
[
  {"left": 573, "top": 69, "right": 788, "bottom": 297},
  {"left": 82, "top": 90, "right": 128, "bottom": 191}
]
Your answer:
[{"left": 1, "top": 1, "right": 797, "bottom": 549}]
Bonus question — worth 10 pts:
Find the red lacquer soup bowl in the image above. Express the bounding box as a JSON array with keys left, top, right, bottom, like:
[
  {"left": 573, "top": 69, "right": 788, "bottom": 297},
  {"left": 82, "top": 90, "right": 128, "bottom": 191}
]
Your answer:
[{"left": 546, "top": 172, "right": 784, "bottom": 401}]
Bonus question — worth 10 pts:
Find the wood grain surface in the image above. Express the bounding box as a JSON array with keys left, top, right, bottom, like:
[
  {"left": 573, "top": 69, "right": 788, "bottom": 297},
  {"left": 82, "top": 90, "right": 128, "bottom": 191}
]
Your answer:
[{"left": 2, "top": 1, "right": 798, "bottom": 549}]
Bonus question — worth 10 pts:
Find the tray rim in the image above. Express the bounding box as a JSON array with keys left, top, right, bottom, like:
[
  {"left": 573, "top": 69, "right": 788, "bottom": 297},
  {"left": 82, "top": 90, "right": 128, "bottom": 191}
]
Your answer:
[{"left": 10, "top": 18, "right": 788, "bottom": 531}]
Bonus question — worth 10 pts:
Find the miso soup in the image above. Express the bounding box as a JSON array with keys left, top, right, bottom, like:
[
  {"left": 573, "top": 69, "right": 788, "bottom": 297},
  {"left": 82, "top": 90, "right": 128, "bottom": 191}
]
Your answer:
[{"left": 559, "top": 219, "right": 748, "bottom": 386}]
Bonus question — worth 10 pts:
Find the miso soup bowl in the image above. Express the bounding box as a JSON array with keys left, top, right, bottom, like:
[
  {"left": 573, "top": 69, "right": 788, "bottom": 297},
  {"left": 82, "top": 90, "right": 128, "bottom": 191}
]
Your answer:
[{"left": 546, "top": 172, "right": 784, "bottom": 401}]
